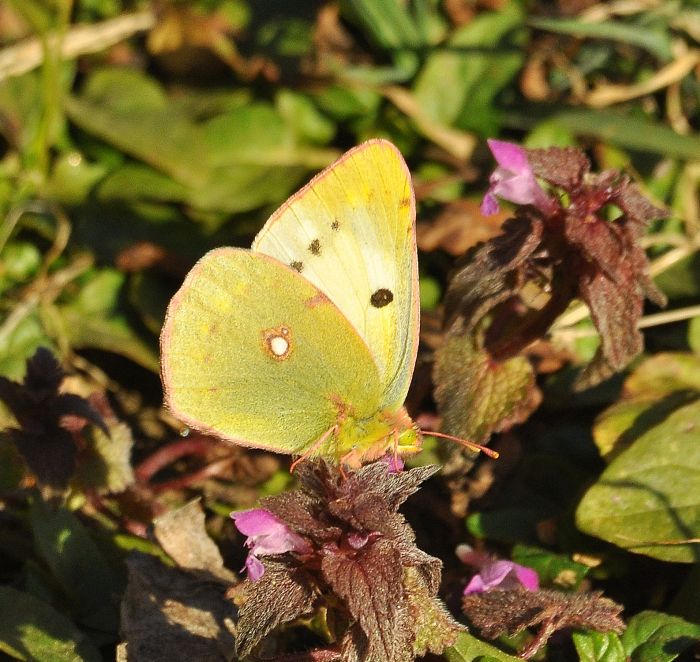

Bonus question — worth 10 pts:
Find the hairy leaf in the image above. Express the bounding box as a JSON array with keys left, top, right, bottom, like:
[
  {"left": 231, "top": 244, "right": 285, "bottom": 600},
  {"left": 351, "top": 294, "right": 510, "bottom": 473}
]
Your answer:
[
  {"left": 236, "top": 558, "right": 316, "bottom": 658},
  {"left": 442, "top": 216, "right": 544, "bottom": 335},
  {"left": 434, "top": 336, "right": 538, "bottom": 443},
  {"left": 405, "top": 567, "right": 463, "bottom": 656},
  {"left": 463, "top": 589, "right": 624, "bottom": 642},
  {"left": 237, "top": 462, "right": 446, "bottom": 659},
  {"left": 322, "top": 538, "right": 411, "bottom": 662}
]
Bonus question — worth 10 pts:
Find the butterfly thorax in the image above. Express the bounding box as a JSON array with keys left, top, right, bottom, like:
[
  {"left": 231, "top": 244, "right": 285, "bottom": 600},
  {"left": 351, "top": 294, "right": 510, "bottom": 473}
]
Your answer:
[{"left": 331, "top": 405, "right": 421, "bottom": 468}]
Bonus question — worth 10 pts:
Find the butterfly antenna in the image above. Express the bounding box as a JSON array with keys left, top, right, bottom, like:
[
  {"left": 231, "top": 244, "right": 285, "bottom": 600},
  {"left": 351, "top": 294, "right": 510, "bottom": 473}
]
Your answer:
[{"left": 425, "top": 430, "right": 499, "bottom": 459}]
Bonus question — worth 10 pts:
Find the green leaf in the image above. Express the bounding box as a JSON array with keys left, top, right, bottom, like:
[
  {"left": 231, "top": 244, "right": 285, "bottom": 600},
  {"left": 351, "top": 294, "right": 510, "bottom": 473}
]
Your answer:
[
  {"left": 592, "top": 353, "right": 700, "bottom": 459},
  {"left": 593, "top": 391, "right": 697, "bottom": 461},
  {"left": 419, "top": 275, "right": 441, "bottom": 311},
  {"left": 573, "top": 630, "right": 626, "bottom": 662},
  {"left": 622, "top": 353, "right": 700, "bottom": 396},
  {"left": 193, "top": 104, "right": 331, "bottom": 213},
  {"left": 276, "top": 90, "right": 335, "bottom": 144},
  {"left": 404, "top": 567, "right": 463, "bottom": 657},
  {"left": 413, "top": 4, "right": 523, "bottom": 127},
  {"left": 53, "top": 269, "right": 159, "bottom": 371},
  {"left": 79, "top": 67, "right": 168, "bottom": 113},
  {"left": 0, "top": 73, "right": 42, "bottom": 155},
  {"left": 0, "top": 312, "right": 55, "bottom": 382},
  {"left": 444, "top": 632, "right": 521, "bottom": 662},
  {"left": 45, "top": 151, "right": 108, "bottom": 205},
  {"left": 511, "top": 544, "right": 589, "bottom": 590},
  {"left": 339, "top": 0, "right": 426, "bottom": 49},
  {"left": 655, "top": 254, "right": 700, "bottom": 300},
  {"left": 30, "top": 498, "right": 120, "bottom": 631},
  {"left": 688, "top": 316, "right": 700, "bottom": 354},
  {"left": 576, "top": 399, "right": 700, "bottom": 562},
  {"left": 0, "top": 241, "right": 42, "bottom": 291},
  {"left": 511, "top": 109, "right": 700, "bottom": 160},
  {"left": 0, "top": 586, "right": 101, "bottom": 662},
  {"left": 434, "top": 336, "right": 538, "bottom": 443},
  {"left": 97, "top": 163, "right": 191, "bottom": 205},
  {"left": 313, "top": 84, "right": 381, "bottom": 122},
  {"left": 528, "top": 17, "right": 673, "bottom": 61},
  {"left": 621, "top": 611, "right": 700, "bottom": 662},
  {"left": 65, "top": 73, "right": 207, "bottom": 188}
]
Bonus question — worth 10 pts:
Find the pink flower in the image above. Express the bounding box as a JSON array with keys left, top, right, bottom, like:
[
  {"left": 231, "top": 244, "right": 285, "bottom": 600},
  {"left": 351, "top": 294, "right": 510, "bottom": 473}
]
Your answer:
[
  {"left": 379, "top": 454, "right": 405, "bottom": 473},
  {"left": 231, "top": 508, "right": 311, "bottom": 581},
  {"left": 481, "top": 139, "right": 553, "bottom": 216},
  {"left": 457, "top": 544, "right": 539, "bottom": 595}
]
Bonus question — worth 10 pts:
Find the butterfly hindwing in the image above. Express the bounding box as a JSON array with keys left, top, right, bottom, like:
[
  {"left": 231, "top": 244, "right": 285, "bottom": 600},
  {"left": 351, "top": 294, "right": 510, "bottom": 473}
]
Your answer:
[
  {"left": 252, "top": 140, "right": 418, "bottom": 410},
  {"left": 160, "top": 248, "right": 385, "bottom": 455}
]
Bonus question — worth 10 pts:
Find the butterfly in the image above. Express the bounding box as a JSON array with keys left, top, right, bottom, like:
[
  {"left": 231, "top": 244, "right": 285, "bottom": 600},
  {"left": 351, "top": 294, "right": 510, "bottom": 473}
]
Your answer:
[{"left": 160, "top": 140, "right": 494, "bottom": 468}]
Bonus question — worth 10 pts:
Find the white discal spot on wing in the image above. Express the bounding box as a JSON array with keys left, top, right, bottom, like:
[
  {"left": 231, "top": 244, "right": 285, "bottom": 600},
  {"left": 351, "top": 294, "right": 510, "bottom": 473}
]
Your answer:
[
  {"left": 262, "top": 326, "right": 292, "bottom": 361},
  {"left": 270, "top": 336, "right": 288, "bottom": 356}
]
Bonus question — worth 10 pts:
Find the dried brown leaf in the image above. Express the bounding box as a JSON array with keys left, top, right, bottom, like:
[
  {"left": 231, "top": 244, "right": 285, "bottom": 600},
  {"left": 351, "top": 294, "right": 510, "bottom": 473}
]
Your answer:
[{"left": 120, "top": 552, "right": 236, "bottom": 662}]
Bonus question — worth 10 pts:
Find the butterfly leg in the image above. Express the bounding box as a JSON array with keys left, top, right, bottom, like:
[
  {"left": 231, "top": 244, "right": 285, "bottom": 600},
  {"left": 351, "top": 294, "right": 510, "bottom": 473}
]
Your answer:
[
  {"left": 290, "top": 425, "right": 338, "bottom": 473},
  {"left": 391, "top": 428, "right": 402, "bottom": 472}
]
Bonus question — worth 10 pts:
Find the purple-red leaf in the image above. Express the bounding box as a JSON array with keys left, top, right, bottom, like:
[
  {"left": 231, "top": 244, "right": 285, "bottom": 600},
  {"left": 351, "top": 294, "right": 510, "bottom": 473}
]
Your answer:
[
  {"left": 463, "top": 589, "right": 625, "bottom": 659},
  {"left": 434, "top": 336, "right": 539, "bottom": 443},
  {"left": 232, "top": 461, "right": 449, "bottom": 660},
  {"left": 0, "top": 348, "right": 107, "bottom": 489},
  {"left": 235, "top": 558, "right": 316, "bottom": 658},
  {"left": 322, "top": 538, "right": 411, "bottom": 662},
  {"left": 445, "top": 143, "right": 667, "bottom": 401}
]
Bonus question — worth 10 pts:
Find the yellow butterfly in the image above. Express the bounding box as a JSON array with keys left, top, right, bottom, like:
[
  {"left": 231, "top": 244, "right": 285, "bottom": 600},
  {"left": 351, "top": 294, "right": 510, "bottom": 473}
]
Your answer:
[{"left": 160, "top": 140, "right": 493, "bottom": 467}]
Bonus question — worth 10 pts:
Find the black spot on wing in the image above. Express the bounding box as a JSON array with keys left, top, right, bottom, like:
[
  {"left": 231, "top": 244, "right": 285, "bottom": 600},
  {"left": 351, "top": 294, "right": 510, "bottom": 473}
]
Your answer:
[
  {"left": 308, "top": 239, "right": 321, "bottom": 256},
  {"left": 370, "top": 288, "right": 394, "bottom": 308},
  {"left": 331, "top": 220, "right": 340, "bottom": 230},
  {"left": 290, "top": 260, "right": 304, "bottom": 272}
]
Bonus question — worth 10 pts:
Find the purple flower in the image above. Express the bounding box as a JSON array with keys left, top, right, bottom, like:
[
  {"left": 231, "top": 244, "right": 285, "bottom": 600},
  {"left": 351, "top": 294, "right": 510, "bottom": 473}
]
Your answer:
[
  {"left": 379, "top": 453, "right": 404, "bottom": 473},
  {"left": 481, "top": 139, "right": 553, "bottom": 216},
  {"left": 231, "top": 508, "right": 311, "bottom": 581},
  {"left": 457, "top": 544, "right": 539, "bottom": 595}
]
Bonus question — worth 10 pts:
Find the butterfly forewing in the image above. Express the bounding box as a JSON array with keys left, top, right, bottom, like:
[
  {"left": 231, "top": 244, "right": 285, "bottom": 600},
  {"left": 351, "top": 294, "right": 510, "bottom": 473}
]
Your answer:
[
  {"left": 160, "top": 248, "right": 385, "bottom": 455},
  {"left": 252, "top": 140, "right": 418, "bottom": 410}
]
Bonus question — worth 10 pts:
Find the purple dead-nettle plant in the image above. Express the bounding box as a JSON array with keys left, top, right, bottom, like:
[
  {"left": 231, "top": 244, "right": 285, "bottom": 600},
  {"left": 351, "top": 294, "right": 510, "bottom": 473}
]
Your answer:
[
  {"left": 457, "top": 547, "right": 623, "bottom": 659},
  {"left": 445, "top": 140, "right": 667, "bottom": 388},
  {"left": 231, "top": 460, "right": 463, "bottom": 661},
  {"left": 480, "top": 140, "right": 557, "bottom": 217},
  {"left": 456, "top": 544, "right": 539, "bottom": 595},
  {"left": 232, "top": 508, "right": 312, "bottom": 581}
]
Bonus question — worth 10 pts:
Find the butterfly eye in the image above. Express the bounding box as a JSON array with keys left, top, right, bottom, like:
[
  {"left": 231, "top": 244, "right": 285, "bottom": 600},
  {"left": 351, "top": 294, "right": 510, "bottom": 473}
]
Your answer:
[{"left": 262, "top": 326, "right": 292, "bottom": 361}]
